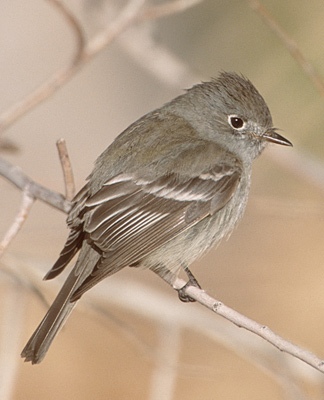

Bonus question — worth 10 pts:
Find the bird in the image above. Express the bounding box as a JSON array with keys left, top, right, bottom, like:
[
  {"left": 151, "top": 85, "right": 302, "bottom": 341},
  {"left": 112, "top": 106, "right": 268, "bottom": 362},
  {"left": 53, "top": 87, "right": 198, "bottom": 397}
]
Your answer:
[{"left": 21, "top": 72, "right": 292, "bottom": 364}]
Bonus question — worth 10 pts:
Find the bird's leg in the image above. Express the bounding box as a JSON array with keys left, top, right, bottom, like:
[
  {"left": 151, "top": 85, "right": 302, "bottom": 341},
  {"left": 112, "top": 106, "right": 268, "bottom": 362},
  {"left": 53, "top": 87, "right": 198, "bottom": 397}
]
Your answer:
[
  {"left": 178, "top": 265, "right": 201, "bottom": 303},
  {"left": 151, "top": 264, "right": 201, "bottom": 302}
]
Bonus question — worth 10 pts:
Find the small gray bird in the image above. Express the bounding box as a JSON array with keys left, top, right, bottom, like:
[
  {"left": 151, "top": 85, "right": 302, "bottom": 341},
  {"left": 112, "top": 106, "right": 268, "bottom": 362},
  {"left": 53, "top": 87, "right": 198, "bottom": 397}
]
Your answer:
[{"left": 21, "top": 72, "right": 292, "bottom": 364}]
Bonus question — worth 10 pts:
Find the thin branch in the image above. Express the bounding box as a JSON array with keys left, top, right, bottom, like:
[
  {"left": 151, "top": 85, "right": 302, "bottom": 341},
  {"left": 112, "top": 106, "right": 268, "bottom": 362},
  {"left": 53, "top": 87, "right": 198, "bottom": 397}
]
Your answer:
[
  {"left": 0, "top": 157, "right": 70, "bottom": 213},
  {"left": 84, "top": 0, "right": 147, "bottom": 58},
  {"left": 56, "top": 138, "right": 75, "bottom": 201},
  {"left": 0, "top": 0, "right": 86, "bottom": 133},
  {"left": 0, "top": 187, "right": 34, "bottom": 258},
  {"left": 90, "top": 277, "right": 318, "bottom": 395},
  {"left": 153, "top": 268, "right": 324, "bottom": 375},
  {"left": 247, "top": 0, "right": 324, "bottom": 98}
]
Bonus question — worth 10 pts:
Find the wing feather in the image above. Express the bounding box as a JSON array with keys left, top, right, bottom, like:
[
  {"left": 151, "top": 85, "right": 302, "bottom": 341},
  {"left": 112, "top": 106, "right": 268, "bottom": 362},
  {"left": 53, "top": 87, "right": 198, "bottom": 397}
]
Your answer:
[
  {"left": 69, "top": 164, "right": 241, "bottom": 299},
  {"left": 47, "top": 141, "right": 242, "bottom": 299}
]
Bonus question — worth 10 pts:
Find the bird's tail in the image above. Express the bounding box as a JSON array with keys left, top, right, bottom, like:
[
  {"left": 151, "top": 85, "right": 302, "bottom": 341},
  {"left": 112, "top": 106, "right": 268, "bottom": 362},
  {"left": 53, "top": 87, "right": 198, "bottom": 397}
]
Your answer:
[
  {"left": 21, "top": 270, "right": 79, "bottom": 364},
  {"left": 21, "top": 245, "right": 98, "bottom": 364}
]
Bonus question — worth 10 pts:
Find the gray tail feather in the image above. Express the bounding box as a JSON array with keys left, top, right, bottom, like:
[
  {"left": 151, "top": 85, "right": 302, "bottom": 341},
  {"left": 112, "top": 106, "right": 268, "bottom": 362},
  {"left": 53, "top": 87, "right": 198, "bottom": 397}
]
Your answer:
[
  {"left": 21, "top": 270, "right": 79, "bottom": 364},
  {"left": 21, "top": 244, "right": 99, "bottom": 364}
]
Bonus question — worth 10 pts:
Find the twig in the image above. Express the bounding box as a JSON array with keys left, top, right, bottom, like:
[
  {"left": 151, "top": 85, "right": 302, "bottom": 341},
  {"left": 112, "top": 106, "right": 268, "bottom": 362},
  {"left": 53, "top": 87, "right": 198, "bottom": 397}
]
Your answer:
[
  {"left": 0, "top": 187, "right": 34, "bottom": 258},
  {"left": 247, "top": 0, "right": 324, "bottom": 98},
  {"left": 56, "top": 138, "right": 75, "bottom": 201},
  {"left": 0, "top": 157, "right": 70, "bottom": 213},
  {"left": 153, "top": 268, "right": 324, "bottom": 375}
]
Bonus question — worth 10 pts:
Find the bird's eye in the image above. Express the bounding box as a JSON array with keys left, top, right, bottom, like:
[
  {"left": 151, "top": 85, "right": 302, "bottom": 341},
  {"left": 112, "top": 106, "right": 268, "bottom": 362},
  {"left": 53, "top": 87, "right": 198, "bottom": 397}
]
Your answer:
[{"left": 228, "top": 116, "right": 244, "bottom": 129}]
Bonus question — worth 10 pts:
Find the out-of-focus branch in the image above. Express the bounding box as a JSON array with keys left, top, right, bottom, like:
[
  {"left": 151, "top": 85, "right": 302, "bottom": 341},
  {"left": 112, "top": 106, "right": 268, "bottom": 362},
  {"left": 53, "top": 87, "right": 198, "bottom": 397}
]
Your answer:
[
  {"left": 140, "top": 0, "right": 204, "bottom": 20},
  {"left": 0, "top": 0, "right": 86, "bottom": 133},
  {"left": 0, "top": 187, "right": 34, "bottom": 258},
  {"left": 153, "top": 268, "right": 324, "bottom": 375},
  {"left": 0, "top": 0, "right": 146, "bottom": 133},
  {"left": 84, "top": 0, "right": 147, "bottom": 58},
  {"left": 0, "top": 157, "right": 70, "bottom": 213},
  {"left": 0, "top": 0, "right": 207, "bottom": 134},
  {"left": 247, "top": 0, "right": 324, "bottom": 98},
  {"left": 118, "top": 26, "right": 198, "bottom": 88},
  {"left": 56, "top": 139, "right": 75, "bottom": 201}
]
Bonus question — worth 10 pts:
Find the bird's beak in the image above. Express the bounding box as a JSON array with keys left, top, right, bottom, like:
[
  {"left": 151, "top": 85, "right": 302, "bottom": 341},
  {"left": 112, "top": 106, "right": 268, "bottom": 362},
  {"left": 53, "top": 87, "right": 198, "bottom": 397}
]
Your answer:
[{"left": 262, "top": 129, "right": 293, "bottom": 146}]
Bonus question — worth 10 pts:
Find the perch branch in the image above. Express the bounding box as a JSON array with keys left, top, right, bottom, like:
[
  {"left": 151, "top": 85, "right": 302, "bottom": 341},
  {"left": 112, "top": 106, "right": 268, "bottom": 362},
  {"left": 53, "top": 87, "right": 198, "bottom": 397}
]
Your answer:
[{"left": 153, "top": 268, "right": 324, "bottom": 375}]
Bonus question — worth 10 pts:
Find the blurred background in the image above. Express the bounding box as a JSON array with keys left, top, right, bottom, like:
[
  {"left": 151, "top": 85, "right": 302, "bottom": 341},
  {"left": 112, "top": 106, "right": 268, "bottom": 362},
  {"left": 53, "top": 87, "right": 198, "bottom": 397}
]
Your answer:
[{"left": 1, "top": 0, "right": 324, "bottom": 398}]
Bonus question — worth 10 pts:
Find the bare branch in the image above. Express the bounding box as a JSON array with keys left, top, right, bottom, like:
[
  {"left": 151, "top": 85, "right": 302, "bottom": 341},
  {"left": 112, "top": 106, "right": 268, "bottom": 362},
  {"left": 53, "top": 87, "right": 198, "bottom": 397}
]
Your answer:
[
  {"left": 247, "top": 0, "right": 324, "bottom": 98},
  {"left": 153, "top": 268, "right": 324, "bottom": 375},
  {"left": 0, "top": 157, "right": 70, "bottom": 213},
  {"left": 56, "top": 138, "right": 75, "bottom": 201},
  {"left": 0, "top": 187, "right": 34, "bottom": 258}
]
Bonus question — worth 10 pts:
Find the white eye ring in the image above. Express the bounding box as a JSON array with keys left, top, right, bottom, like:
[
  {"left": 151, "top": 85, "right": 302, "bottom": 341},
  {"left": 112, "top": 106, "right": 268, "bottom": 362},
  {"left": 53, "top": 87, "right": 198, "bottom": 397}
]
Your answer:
[{"left": 228, "top": 115, "right": 245, "bottom": 130}]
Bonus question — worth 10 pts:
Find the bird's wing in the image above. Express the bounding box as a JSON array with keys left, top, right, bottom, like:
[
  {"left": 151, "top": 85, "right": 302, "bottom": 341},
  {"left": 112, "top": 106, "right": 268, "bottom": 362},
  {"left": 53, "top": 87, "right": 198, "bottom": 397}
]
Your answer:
[{"left": 69, "top": 157, "right": 242, "bottom": 299}]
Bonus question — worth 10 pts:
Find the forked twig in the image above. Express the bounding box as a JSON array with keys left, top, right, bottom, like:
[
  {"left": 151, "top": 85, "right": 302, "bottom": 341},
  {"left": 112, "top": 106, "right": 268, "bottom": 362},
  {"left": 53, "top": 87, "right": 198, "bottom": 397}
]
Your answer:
[{"left": 0, "top": 157, "right": 70, "bottom": 213}]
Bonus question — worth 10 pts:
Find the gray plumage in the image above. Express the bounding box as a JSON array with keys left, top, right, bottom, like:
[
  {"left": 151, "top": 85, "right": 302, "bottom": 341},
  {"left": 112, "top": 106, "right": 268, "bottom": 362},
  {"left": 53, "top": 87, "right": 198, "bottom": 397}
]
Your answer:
[{"left": 21, "top": 72, "right": 292, "bottom": 364}]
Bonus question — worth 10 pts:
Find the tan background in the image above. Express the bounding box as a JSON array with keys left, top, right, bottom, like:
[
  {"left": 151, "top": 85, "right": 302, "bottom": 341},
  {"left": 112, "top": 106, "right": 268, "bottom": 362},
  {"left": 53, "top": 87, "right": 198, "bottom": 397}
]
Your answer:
[{"left": 1, "top": 0, "right": 324, "bottom": 398}]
